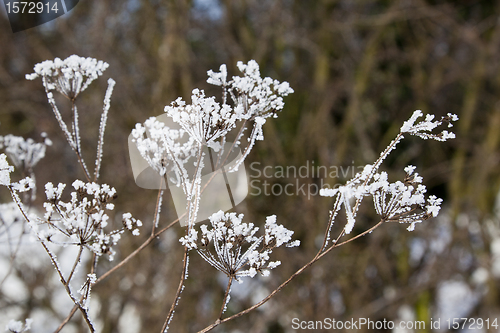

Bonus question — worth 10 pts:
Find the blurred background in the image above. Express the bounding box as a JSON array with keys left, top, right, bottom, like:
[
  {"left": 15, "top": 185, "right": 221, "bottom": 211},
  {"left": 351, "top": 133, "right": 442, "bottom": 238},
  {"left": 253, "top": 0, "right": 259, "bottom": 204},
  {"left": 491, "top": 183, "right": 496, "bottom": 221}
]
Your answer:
[{"left": 1, "top": 0, "right": 500, "bottom": 332}]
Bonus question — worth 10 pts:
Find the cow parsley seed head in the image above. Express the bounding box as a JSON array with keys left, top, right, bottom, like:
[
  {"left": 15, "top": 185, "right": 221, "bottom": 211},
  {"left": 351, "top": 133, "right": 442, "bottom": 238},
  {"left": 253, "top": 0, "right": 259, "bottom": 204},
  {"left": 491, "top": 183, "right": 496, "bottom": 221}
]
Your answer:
[
  {"left": 400, "top": 110, "right": 458, "bottom": 141},
  {"left": 0, "top": 134, "right": 50, "bottom": 171},
  {"left": 6, "top": 318, "right": 32, "bottom": 333},
  {"left": 180, "top": 211, "right": 299, "bottom": 281},
  {"left": 165, "top": 88, "right": 238, "bottom": 145},
  {"left": 38, "top": 181, "right": 140, "bottom": 260},
  {"left": 131, "top": 116, "right": 198, "bottom": 185},
  {"left": 0, "top": 153, "right": 14, "bottom": 186},
  {"left": 26, "top": 55, "right": 109, "bottom": 100}
]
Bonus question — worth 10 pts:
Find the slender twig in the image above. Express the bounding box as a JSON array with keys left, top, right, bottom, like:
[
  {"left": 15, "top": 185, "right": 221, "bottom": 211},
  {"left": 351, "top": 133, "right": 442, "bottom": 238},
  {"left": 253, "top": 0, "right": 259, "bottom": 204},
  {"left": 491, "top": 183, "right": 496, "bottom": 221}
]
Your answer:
[
  {"left": 96, "top": 215, "right": 179, "bottom": 284},
  {"left": 219, "top": 276, "right": 233, "bottom": 320},
  {"left": 66, "top": 245, "right": 83, "bottom": 284},
  {"left": 161, "top": 244, "right": 190, "bottom": 332}
]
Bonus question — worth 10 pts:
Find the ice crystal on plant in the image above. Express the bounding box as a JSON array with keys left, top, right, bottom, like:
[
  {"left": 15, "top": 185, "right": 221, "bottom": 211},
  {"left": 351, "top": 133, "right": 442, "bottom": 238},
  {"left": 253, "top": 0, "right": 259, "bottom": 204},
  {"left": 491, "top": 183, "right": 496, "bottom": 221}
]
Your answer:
[
  {"left": 0, "top": 134, "right": 51, "bottom": 171},
  {"left": 38, "top": 181, "right": 141, "bottom": 260},
  {"left": 0, "top": 153, "right": 14, "bottom": 186},
  {"left": 179, "top": 211, "right": 299, "bottom": 281},
  {"left": 26, "top": 55, "right": 109, "bottom": 100},
  {"left": 320, "top": 111, "right": 457, "bottom": 240},
  {"left": 5, "top": 318, "right": 32, "bottom": 333},
  {"left": 165, "top": 89, "right": 238, "bottom": 145}
]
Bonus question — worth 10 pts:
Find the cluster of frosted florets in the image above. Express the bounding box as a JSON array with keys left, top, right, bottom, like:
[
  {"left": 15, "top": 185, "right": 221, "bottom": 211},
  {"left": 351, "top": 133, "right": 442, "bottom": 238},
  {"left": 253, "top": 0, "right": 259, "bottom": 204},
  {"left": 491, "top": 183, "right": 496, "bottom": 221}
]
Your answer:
[
  {"left": 165, "top": 89, "right": 238, "bottom": 146},
  {"left": 5, "top": 319, "right": 32, "bottom": 333},
  {"left": 25, "top": 55, "right": 109, "bottom": 99},
  {"left": 131, "top": 116, "right": 198, "bottom": 186},
  {"left": 0, "top": 153, "right": 14, "bottom": 186},
  {"left": 0, "top": 153, "right": 36, "bottom": 194},
  {"left": 319, "top": 110, "right": 457, "bottom": 237},
  {"left": 400, "top": 110, "right": 458, "bottom": 141},
  {"left": 370, "top": 167, "right": 439, "bottom": 231},
  {"left": 122, "top": 212, "right": 143, "bottom": 236},
  {"left": 320, "top": 164, "right": 443, "bottom": 234},
  {"left": 0, "top": 133, "right": 52, "bottom": 170},
  {"left": 228, "top": 60, "right": 293, "bottom": 119},
  {"left": 179, "top": 211, "right": 299, "bottom": 281},
  {"left": 39, "top": 180, "right": 141, "bottom": 260},
  {"left": 133, "top": 60, "right": 294, "bottom": 192}
]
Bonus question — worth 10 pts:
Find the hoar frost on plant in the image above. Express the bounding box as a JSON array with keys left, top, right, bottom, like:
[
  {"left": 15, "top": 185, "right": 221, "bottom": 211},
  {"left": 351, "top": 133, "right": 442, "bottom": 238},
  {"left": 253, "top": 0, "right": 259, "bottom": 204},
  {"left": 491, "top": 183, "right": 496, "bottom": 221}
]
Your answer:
[
  {"left": 25, "top": 55, "right": 115, "bottom": 182},
  {"left": 319, "top": 110, "right": 457, "bottom": 241},
  {"left": 179, "top": 211, "right": 300, "bottom": 282},
  {"left": 0, "top": 153, "right": 36, "bottom": 194},
  {"left": 0, "top": 153, "right": 14, "bottom": 186},
  {"left": 0, "top": 133, "right": 52, "bottom": 171},
  {"left": 3, "top": 55, "right": 459, "bottom": 332},
  {"left": 131, "top": 60, "right": 294, "bottom": 197},
  {"left": 37, "top": 180, "right": 142, "bottom": 260},
  {"left": 25, "top": 55, "right": 109, "bottom": 100},
  {"left": 5, "top": 318, "right": 32, "bottom": 333}
]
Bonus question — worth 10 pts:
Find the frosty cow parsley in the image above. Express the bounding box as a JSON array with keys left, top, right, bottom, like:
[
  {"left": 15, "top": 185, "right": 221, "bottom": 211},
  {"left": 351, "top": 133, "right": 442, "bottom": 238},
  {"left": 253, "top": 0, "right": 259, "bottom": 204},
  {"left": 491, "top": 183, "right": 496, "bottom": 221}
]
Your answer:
[{"left": 179, "top": 210, "right": 300, "bottom": 281}]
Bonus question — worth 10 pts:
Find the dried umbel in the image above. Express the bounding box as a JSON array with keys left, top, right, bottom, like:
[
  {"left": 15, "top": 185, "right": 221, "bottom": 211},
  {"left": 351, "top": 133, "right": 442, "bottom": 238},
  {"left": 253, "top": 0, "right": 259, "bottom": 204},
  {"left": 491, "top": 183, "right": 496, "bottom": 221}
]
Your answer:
[
  {"left": 320, "top": 110, "right": 458, "bottom": 246},
  {"left": 25, "top": 55, "right": 109, "bottom": 100},
  {"left": 40, "top": 180, "right": 142, "bottom": 260},
  {"left": 180, "top": 211, "right": 300, "bottom": 281},
  {"left": 26, "top": 55, "right": 115, "bottom": 181},
  {"left": 132, "top": 60, "right": 294, "bottom": 191},
  {"left": 0, "top": 134, "right": 51, "bottom": 171}
]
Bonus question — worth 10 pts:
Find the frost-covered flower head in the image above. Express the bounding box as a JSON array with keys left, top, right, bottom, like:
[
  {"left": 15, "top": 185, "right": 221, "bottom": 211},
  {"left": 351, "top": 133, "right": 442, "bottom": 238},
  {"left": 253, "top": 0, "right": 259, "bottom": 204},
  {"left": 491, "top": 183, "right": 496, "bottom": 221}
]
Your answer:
[
  {"left": 370, "top": 166, "right": 442, "bottom": 231},
  {"left": 26, "top": 55, "right": 109, "bottom": 100},
  {"left": 5, "top": 318, "right": 32, "bottom": 333},
  {"left": 0, "top": 153, "right": 14, "bottom": 186},
  {"left": 0, "top": 133, "right": 52, "bottom": 171},
  {"left": 131, "top": 116, "right": 199, "bottom": 185},
  {"left": 165, "top": 89, "right": 238, "bottom": 147},
  {"left": 207, "top": 61, "right": 293, "bottom": 119},
  {"left": 319, "top": 110, "right": 457, "bottom": 241},
  {"left": 180, "top": 211, "right": 300, "bottom": 281},
  {"left": 133, "top": 60, "right": 294, "bottom": 192},
  {"left": 39, "top": 180, "right": 142, "bottom": 260}
]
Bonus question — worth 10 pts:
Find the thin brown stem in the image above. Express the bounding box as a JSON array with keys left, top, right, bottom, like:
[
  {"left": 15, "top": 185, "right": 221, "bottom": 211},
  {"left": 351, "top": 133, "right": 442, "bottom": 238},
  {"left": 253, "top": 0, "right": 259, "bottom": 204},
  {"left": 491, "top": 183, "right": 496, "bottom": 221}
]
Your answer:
[
  {"left": 161, "top": 243, "right": 190, "bottom": 332},
  {"left": 219, "top": 276, "right": 233, "bottom": 320},
  {"left": 66, "top": 245, "right": 83, "bottom": 284},
  {"left": 54, "top": 306, "right": 79, "bottom": 333}
]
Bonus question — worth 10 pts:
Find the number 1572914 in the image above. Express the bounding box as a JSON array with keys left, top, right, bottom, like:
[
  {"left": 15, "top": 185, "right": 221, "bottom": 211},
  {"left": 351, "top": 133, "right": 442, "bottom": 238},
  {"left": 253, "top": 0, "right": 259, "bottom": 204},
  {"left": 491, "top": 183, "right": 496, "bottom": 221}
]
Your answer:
[{"left": 5, "top": 2, "right": 59, "bottom": 14}]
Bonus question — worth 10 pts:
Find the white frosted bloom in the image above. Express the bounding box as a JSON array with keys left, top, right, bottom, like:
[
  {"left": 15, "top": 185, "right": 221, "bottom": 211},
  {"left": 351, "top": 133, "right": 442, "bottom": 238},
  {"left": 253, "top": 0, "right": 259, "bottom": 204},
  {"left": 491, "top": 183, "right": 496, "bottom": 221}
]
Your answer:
[
  {"left": 5, "top": 318, "right": 32, "bottom": 333},
  {"left": 404, "top": 165, "right": 416, "bottom": 175},
  {"left": 11, "top": 177, "right": 35, "bottom": 192},
  {"left": 38, "top": 181, "right": 141, "bottom": 260},
  {"left": 165, "top": 89, "right": 238, "bottom": 145},
  {"left": 0, "top": 134, "right": 49, "bottom": 170},
  {"left": 188, "top": 211, "right": 299, "bottom": 281},
  {"left": 26, "top": 55, "right": 109, "bottom": 99},
  {"left": 400, "top": 110, "right": 458, "bottom": 141},
  {"left": 0, "top": 153, "right": 14, "bottom": 186}
]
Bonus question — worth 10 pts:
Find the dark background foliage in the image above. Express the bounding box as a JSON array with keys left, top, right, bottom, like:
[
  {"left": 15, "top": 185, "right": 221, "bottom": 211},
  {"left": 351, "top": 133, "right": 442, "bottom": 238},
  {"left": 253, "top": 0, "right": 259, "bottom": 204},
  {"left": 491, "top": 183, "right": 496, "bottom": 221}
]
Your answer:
[{"left": 1, "top": 0, "right": 500, "bottom": 332}]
